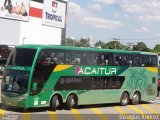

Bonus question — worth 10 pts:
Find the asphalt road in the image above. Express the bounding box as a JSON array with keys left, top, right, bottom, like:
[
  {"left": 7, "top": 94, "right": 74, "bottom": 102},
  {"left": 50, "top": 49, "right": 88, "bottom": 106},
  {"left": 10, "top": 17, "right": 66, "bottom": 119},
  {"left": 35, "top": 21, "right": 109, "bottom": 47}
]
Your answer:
[{"left": 1, "top": 100, "right": 160, "bottom": 120}]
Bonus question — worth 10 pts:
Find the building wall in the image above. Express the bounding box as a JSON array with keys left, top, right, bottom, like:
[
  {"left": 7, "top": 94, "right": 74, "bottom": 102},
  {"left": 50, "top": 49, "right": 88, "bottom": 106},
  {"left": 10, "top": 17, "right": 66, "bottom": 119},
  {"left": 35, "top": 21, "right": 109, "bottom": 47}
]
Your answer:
[
  {"left": 0, "top": 1, "right": 63, "bottom": 46},
  {"left": 20, "top": 1, "right": 61, "bottom": 45},
  {"left": 0, "top": 19, "right": 21, "bottom": 45}
]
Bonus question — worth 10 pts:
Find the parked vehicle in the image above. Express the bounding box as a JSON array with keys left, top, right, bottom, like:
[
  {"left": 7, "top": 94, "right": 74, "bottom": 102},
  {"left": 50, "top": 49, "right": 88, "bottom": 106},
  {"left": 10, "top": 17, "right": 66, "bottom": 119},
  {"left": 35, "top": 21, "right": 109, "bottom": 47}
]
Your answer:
[{"left": 0, "top": 45, "right": 11, "bottom": 78}]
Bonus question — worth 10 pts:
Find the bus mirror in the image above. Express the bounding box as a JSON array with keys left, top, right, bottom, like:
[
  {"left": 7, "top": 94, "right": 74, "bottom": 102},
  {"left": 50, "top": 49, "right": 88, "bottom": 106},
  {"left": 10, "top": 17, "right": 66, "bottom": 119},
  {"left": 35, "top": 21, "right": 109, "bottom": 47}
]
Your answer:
[{"left": 32, "top": 83, "right": 37, "bottom": 92}]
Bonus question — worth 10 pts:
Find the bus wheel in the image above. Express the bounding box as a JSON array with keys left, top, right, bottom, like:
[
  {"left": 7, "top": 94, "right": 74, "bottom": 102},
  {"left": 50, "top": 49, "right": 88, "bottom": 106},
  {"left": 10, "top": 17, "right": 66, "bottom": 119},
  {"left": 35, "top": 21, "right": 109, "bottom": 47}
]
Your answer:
[
  {"left": 131, "top": 92, "right": 140, "bottom": 105},
  {"left": 120, "top": 92, "right": 129, "bottom": 106},
  {"left": 50, "top": 96, "right": 60, "bottom": 111},
  {"left": 66, "top": 95, "right": 76, "bottom": 110}
]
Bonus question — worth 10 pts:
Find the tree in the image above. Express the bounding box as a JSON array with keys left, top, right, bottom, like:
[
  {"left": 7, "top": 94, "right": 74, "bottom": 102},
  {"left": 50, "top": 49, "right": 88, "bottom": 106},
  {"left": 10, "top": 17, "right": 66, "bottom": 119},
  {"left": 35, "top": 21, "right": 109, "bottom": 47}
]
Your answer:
[
  {"left": 75, "top": 38, "right": 90, "bottom": 47},
  {"left": 105, "top": 41, "right": 125, "bottom": 50},
  {"left": 154, "top": 44, "right": 160, "bottom": 51},
  {"left": 94, "top": 41, "right": 106, "bottom": 48},
  {"left": 62, "top": 38, "right": 76, "bottom": 46},
  {"left": 133, "top": 42, "right": 148, "bottom": 51}
]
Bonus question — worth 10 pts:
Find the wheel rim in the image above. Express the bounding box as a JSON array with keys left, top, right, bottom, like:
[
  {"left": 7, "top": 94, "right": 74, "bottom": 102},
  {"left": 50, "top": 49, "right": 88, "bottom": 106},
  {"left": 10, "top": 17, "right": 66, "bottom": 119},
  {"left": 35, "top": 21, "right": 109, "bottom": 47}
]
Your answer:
[
  {"left": 122, "top": 93, "right": 128, "bottom": 104},
  {"left": 71, "top": 98, "right": 75, "bottom": 107},
  {"left": 56, "top": 99, "right": 60, "bottom": 108},
  {"left": 133, "top": 93, "right": 139, "bottom": 104}
]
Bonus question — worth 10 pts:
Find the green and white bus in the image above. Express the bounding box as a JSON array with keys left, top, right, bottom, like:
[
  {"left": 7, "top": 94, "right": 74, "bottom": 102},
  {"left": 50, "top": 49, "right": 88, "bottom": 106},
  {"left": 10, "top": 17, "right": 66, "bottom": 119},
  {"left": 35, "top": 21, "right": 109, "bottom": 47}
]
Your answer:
[{"left": 1, "top": 45, "right": 159, "bottom": 111}]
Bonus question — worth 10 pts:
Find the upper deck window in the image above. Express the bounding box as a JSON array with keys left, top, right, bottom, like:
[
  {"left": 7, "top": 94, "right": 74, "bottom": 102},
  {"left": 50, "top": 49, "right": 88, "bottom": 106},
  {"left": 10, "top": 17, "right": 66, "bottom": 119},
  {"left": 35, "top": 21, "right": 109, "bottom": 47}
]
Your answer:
[{"left": 7, "top": 48, "right": 37, "bottom": 67}]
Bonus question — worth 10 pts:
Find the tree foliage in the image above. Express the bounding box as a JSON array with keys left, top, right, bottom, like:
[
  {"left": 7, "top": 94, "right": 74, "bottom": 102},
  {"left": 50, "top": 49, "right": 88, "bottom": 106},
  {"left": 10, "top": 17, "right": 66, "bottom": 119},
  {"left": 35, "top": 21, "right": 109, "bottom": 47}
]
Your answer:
[
  {"left": 62, "top": 38, "right": 75, "bottom": 46},
  {"left": 154, "top": 44, "right": 160, "bottom": 51},
  {"left": 105, "top": 41, "right": 124, "bottom": 49},
  {"left": 63, "top": 38, "right": 160, "bottom": 54},
  {"left": 133, "top": 42, "right": 148, "bottom": 51},
  {"left": 94, "top": 41, "right": 106, "bottom": 48},
  {"left": 75, "top": 38, "right": 90, "bottom": 47}
]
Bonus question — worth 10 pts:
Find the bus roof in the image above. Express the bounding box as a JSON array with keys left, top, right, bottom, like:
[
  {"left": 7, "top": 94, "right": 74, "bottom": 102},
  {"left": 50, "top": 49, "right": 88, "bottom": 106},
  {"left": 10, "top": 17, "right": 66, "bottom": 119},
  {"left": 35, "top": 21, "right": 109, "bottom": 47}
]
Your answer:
[{"left": 16, "top": 44, "right": 157, "bottom": 55}]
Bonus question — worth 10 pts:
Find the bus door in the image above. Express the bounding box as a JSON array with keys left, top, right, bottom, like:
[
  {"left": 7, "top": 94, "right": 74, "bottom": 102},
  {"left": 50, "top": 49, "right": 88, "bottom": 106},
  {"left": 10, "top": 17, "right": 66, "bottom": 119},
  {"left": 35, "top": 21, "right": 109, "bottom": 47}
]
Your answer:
[{"left": 30, "top": 50, "right": 56, "bottom": 107}]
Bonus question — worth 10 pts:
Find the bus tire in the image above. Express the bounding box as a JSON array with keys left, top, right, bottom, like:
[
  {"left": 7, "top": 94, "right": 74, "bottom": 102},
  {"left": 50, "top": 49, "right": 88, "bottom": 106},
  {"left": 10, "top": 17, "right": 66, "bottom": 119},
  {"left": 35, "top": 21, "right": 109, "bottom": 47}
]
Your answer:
[
  {"left": 50, "top": 96, "right": 60, "bottom": 111},
  {"left": 131, "top": 92, "right": 140, "bottom": 105},
  {"left": 23, "top": 108, "right": 29, "bottom": 112},
  {"left": 66, "top": 95, "right": 76, "bottom": 110},
  {"left": 120, "top": 92, "right": 129, "bottom": 106}
]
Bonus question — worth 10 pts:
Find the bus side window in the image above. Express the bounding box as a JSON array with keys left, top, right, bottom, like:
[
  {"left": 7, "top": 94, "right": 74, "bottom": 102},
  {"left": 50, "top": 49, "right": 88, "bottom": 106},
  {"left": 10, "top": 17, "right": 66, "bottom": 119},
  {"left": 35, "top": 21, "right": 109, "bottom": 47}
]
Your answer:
[
  {"left": 151, "top": 56, "right": 158, "bottom": 67},
  {"left": 99, "top": 55, "right": 105, "bottom": 65},
  {"left": 55, "top": 77, "right": 65, "bottom": 90},
  {"left": 141, "top": 56, "right": 146, "bottom": 67},
  {"left": 114, "top": 55, "right": 122, "bottom": 66},
  {"left": 71, "top": 52, "right": 81, "bottom": 65},
  {"left": 86, "top": 53, "right": 97, "bottom": 65},
  {"left": 58, "top": 52, "right": 65, "bottom": 64},
  {"left": 72, "top": 58, "right": 81, "bottom": 64},
  {"left": 50, "top": 52, "right": 58, "bottom": 64},
  {"left": 65, "top": 52, "right": 71, "bottom": 64},
  {"left": 91, "top": 77, "right": 105, "bottom": 89},
  {"left": 99, "top": 54, "right": 110, "bottom": 65},
  {"left": 135, "top": 56, "right": 140, "bottom": 66},
  {"left": 126, "top": 56, "right": 133, "bottom": 66},
  {"left": 38, "top": 52, "right": 47, "bottom": 63}
]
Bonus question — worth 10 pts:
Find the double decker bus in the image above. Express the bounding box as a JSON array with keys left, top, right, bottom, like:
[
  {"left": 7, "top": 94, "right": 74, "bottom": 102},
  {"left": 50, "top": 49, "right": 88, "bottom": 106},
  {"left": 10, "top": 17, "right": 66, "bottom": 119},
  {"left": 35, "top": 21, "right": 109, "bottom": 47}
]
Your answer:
[{"left": 1, "top": 45, "right": 158, "bottom": 111}]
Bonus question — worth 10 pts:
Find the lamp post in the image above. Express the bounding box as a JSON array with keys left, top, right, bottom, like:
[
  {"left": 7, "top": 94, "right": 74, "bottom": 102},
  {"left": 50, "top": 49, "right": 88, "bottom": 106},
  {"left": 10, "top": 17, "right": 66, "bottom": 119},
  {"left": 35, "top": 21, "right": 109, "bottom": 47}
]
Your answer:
[{"left": 23, "top": 37, "right": 25, "bottom": 44}]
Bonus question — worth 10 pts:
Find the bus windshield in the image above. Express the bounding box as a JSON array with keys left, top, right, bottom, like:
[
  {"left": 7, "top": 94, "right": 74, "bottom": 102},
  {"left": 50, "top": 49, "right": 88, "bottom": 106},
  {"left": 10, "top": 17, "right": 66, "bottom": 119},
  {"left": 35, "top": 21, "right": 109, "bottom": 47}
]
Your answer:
[
  {"left": 7, "top": 48, "right": 37, "bottom": 66},
  {"left": 2, "top": 70, "right": 29, "bottom": 94}
]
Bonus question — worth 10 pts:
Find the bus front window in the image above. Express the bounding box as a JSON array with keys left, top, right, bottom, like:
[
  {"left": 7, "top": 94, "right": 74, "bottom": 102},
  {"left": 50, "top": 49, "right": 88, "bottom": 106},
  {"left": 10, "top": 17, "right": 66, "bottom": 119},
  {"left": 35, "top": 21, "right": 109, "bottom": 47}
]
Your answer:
[{"left": 2, "top": 70, "right": 29, "bottom": 95}]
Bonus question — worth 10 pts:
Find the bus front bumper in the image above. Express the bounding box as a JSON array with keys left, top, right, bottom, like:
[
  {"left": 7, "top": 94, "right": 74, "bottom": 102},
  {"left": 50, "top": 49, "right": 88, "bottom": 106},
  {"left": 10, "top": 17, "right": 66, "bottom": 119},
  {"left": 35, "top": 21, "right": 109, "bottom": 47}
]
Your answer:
[{"left": 1, "top": 93, "right": 28, "bottom": 108}]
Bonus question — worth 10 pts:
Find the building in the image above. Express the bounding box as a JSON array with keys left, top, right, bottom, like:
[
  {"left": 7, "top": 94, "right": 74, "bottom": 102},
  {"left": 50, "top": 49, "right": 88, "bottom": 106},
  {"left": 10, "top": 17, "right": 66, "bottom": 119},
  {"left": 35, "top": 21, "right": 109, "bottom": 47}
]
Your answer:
[{"left": 0, "top": 0, "right": 67, "bottom": 46}]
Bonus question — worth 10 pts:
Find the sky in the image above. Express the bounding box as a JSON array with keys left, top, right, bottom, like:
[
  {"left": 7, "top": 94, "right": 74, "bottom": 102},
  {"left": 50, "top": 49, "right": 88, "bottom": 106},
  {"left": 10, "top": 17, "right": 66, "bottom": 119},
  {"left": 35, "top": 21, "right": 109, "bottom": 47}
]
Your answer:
[{"left": 66, "top": 0, "right": 160, "bottom": 48}]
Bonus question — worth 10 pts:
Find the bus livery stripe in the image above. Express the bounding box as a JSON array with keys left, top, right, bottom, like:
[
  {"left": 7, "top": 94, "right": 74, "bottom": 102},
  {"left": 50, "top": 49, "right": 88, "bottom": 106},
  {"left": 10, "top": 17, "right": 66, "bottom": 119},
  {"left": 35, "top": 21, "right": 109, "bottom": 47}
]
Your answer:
[
  {"left": 54, "top": 65, "right": 73, "bottom": 72},
  {"left": 145, "top": 67, "right": 158, "bottom": 73}
]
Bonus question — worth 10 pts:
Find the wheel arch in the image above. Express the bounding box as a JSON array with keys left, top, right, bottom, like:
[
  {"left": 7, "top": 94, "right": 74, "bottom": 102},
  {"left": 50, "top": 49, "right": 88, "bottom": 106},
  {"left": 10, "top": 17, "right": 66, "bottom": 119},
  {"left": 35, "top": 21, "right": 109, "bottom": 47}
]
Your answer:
[
  {"left": 66, "top": 92, "right": 79, "bottom": 105},
  {"left": 120, "top": 91, "right": 130, "bottom": 99},
  {"left": 132, "top": 90, "right": 141, "bottom": 101},
  {"left": 49, "top": 92, "right": 63, "bottom": 106}
]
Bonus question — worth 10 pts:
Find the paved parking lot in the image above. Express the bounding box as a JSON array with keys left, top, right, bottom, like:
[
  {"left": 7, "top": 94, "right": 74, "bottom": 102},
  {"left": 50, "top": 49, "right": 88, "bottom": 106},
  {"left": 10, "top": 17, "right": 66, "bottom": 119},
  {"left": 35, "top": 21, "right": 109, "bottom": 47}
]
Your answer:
[
  {"left": 1, "top": 78, "right": 160, "bottom": 120},
  {"left": 1, "top": 100, "right": 160, "bottom": 120}
]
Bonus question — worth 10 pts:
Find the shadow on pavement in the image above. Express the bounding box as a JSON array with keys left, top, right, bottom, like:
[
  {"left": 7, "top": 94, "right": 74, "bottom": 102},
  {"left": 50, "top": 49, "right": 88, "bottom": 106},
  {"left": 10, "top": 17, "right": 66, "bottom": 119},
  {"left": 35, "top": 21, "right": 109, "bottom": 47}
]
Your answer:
[{"left": 0, "top": 101, "right": 154, "bottom": 113}]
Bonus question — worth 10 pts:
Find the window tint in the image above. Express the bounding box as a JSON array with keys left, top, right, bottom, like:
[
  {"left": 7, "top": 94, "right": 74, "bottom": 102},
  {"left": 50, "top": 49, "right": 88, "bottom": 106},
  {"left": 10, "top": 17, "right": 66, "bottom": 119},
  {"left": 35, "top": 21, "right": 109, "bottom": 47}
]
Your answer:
[
  {"left": 99, "top": 54, "right": 111, "bottom": 65},
  {"left": 7, "top": 48, "right": 36, "bottom": 66},
  {"left": 111, "top": 53, "right": 158, "bottom": 67},
  {"left": 81, "top": 53, "right": 97, "bottom": 65},
  {"left": 55, "top": 76, "right": 125, "bottom": 90},
  {"left": 32, "top": 48, "right": 158, "bottom": 67},
  {"left": 71, "top": 52, "right": 81, "bottom": 64},
  {"left": 31, "top": 50, "right": 57, "bottom": 95}
]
